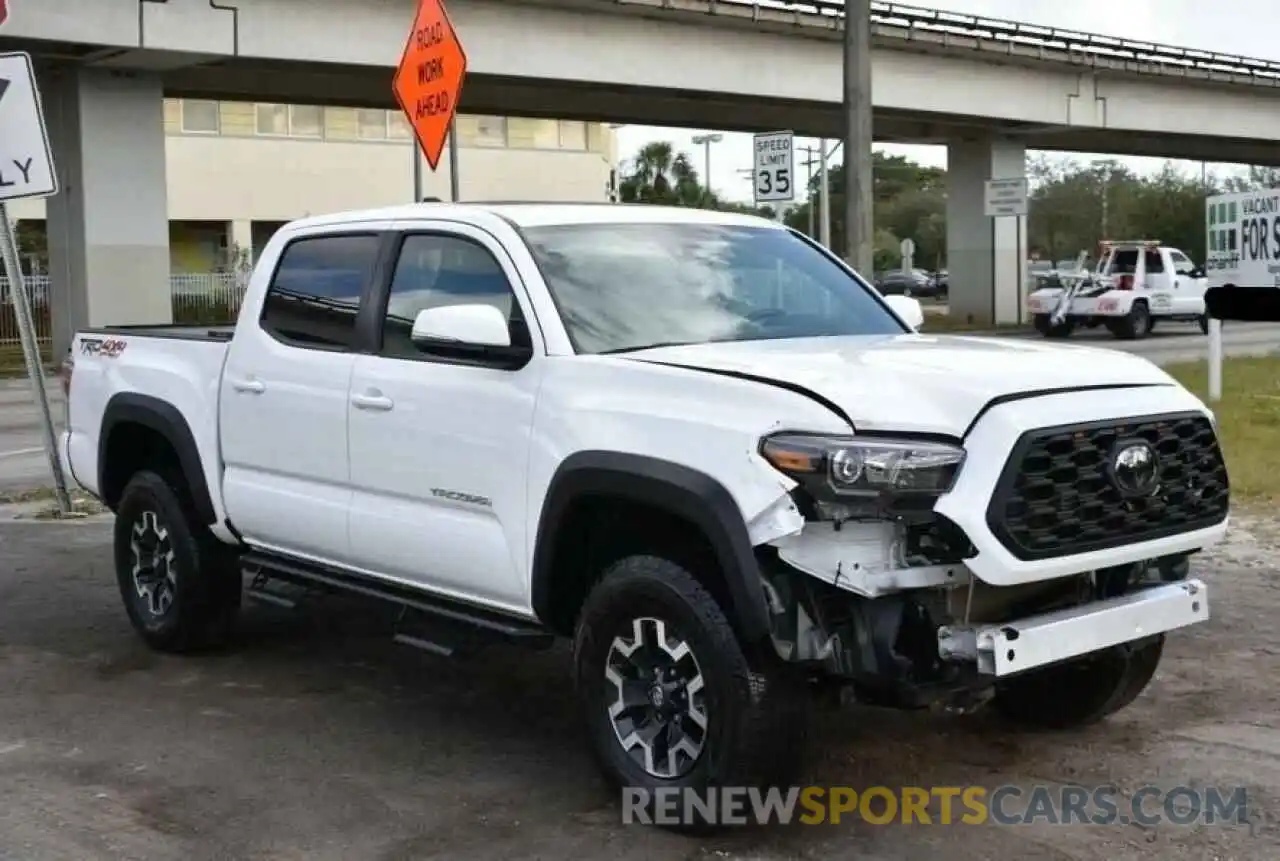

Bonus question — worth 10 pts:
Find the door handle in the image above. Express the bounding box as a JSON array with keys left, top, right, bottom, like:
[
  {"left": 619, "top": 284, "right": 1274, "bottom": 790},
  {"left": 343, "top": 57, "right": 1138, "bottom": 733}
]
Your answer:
[
  {"left": 231, "top": 377, "right": 265, "bottom": 394},
  {"left": 351, "top": 391, "right": 394, "bottom": 411}
]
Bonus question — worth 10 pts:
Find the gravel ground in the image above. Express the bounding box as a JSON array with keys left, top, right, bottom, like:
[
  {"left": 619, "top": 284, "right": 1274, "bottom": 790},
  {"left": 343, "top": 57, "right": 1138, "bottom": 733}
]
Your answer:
[{"left": 0, "top": 513, "right": 1277, "bottom": 860}]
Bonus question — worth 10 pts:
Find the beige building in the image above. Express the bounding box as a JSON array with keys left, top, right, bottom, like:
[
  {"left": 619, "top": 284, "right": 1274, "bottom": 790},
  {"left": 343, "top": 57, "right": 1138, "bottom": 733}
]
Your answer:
[{"left": 9, "top": 99, "right": 619, "bottom": 272}]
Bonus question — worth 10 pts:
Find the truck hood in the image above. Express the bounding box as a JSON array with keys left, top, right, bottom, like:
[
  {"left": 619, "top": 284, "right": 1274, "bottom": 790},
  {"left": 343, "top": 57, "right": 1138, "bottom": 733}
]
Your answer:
[{"left": 618, "top": 334, "right": 1178, "bottom": 438}]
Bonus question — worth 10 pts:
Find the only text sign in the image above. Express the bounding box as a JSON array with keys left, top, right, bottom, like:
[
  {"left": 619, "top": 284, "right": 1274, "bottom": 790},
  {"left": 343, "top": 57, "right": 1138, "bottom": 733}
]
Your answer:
[
  {"left": 393, "top": 0, "right": 467, "bottom": 172},
  {"left": 983, "top": 177, "right": 1028, "bottom": 217},
  {"left": 753, "top": 130, "right": 794, "bottom": 204},
  {"left": 0, "top": 52, "right": 57, "bottom": 202}
]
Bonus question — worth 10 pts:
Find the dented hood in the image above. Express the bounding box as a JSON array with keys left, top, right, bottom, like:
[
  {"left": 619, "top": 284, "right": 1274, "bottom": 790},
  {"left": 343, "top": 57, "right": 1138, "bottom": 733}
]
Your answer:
[{"left": 618, "top": 333, "right": 1178, "bottom": 438}]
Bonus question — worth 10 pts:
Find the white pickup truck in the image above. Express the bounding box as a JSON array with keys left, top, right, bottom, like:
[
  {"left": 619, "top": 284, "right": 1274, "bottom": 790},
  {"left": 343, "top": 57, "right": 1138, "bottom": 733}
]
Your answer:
[
  {"left": 1026, "top": 241, "right": 1210, "bottom": 339},
  {"left": 59, "top": 204, "right": 1230, "bottom": 818}
]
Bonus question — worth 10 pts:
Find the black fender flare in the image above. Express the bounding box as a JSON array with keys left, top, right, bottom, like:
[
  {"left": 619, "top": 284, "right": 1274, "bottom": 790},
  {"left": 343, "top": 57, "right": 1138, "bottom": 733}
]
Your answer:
[
  {"left": 99, "top": 392, "right": 217, "bottom": 525},
  {"left": 530, "top": 451, "right": 771, "bottom": 642}
]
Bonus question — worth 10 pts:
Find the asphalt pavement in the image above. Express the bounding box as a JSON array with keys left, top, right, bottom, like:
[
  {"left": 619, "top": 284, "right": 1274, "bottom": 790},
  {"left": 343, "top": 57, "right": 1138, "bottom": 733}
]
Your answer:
[{"left": 2, "top": 321, "right": 1278, "bottom": 495}]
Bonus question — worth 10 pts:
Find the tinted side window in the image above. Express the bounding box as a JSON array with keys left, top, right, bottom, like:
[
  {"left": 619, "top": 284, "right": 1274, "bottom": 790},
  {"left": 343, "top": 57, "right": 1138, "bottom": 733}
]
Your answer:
[
  {"left": 260, "top": 234, "right": 381, "bottom": 349},
  {"left": 1171, "top": 251, "right": 1195, "bottom": 274},
  {"left": 381, "top": 233, "right": 528, "bottom": 360},
  {"left": 1144, "top": 250, "right": 1164, "bottom": 273}
]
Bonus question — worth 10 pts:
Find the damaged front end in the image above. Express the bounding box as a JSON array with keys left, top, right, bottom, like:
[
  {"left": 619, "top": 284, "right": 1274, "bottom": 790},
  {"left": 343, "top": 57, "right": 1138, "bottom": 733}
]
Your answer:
[{"left": 748, "top": 430, "right": 1203, "bottom": 712}]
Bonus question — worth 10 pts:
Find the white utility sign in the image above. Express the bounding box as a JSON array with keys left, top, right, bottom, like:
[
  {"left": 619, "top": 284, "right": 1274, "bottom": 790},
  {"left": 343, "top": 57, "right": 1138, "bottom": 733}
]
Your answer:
[
  {"left": 984, "top": 177, "right": 1027, "bottom": 217},
  {"left": 753, "top": 130, "right": 794, "bottom": 203},
  {"left": 0, "top": 52, "right": 58, "bottom": 203}
]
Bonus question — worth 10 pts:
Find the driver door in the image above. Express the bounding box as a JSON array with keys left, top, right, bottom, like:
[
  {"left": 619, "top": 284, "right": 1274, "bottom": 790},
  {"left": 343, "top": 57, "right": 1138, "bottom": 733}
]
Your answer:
[
  {"left": 345, "top": 222, "right": 545, "bottom": 615},
  {"left": 1169, "top": 250, "right": 1206, "bottom": 314}
]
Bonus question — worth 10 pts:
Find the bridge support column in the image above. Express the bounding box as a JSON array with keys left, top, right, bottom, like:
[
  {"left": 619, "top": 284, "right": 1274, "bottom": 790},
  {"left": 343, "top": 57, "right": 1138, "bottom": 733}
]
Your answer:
[
  {"left": 41, "top": 67, "right": 171, "bottom": 358},
  {"left": 945, "top": 137, "right": 1027, "bottom": 327}
]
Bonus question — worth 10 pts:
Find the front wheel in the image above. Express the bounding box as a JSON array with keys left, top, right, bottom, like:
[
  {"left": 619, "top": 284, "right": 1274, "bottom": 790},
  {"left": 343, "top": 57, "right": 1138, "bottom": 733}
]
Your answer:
[
  {"left": 572, "top": 555, "right": 808, "bottom": 825},
  {"left": 992, "top": 635, "right": 1164, "bottom": 730},
  {"left": 113, "top": 470, "right": 242, "bottom": 653}
]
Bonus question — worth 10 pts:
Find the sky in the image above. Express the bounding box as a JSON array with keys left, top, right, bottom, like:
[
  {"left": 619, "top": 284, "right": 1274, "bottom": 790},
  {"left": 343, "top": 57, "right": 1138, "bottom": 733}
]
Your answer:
[{"left": 613, "top": 0, "right": 1276, "bottom": 203}]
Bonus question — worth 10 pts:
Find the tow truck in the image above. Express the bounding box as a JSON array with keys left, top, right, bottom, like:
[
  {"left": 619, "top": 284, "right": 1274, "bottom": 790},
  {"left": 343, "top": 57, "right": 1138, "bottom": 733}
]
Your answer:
[{"left": 1026, "top": 240, "right": 1210, "bottom": 339}]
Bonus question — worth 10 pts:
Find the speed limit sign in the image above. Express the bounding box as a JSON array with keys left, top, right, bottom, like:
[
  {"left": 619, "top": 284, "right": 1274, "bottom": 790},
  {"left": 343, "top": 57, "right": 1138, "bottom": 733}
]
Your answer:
[{"left": 753, "top": 130, "right": 794, "bottom": 204}]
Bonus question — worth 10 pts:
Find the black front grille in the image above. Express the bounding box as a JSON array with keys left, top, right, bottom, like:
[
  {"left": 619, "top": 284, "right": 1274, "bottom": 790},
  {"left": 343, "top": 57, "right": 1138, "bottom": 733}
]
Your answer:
[{"left": 986, "top": 412, "right": 1230, "bottom": 560}]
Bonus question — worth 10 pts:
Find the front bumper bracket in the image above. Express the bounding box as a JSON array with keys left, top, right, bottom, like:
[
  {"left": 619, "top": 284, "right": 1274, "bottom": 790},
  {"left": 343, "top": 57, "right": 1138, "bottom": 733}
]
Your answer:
[{"left": 937, "top": 578, "right": 1208, "bottom": 677}]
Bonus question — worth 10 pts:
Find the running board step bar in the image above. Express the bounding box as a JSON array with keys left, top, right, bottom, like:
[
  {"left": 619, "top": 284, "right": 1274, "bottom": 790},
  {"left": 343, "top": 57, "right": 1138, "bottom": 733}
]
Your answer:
[{"left": 240, "top": 550, "right": 555, "bottom": 649}]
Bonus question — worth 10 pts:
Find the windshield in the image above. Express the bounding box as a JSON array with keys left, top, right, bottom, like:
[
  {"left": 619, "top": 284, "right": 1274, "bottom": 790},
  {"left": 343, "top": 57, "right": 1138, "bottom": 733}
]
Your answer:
[{"left": 521, "top": 222, "right": 907, "bottom": 354}]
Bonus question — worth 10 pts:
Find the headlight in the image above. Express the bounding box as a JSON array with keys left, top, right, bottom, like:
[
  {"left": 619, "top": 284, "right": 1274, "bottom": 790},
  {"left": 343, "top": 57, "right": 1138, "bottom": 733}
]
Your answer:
[{"left": 760, "top": 432, "right": 966, "bottom": 520}]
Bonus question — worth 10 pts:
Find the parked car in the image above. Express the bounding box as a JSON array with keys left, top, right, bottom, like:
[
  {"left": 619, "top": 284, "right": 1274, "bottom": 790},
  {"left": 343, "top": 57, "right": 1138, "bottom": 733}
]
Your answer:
[
  {"left": 59, "top": 204, "right": 1228, "bottom": 824},
  {"left": 876, "top": 268, "right": 938, "bottom": 298}
]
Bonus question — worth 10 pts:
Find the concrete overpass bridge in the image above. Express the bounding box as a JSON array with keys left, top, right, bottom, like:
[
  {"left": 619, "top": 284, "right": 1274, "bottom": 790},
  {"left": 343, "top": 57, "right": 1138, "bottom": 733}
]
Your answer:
[{"left": 5, "top": 0, "right": 1280, "bottom": 347}]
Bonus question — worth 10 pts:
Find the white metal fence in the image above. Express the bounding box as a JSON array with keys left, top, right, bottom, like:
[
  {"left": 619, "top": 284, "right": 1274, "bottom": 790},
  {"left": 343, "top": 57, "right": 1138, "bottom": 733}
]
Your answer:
[{"left": 0, "top": 273, "right": 246, "bottom": 355}]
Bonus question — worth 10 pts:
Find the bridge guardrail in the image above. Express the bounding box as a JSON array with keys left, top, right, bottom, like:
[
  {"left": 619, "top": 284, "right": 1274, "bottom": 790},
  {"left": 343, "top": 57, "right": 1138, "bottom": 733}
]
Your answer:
[{"left": 631, "top": 0, "right": 1280, "bottom": 84}]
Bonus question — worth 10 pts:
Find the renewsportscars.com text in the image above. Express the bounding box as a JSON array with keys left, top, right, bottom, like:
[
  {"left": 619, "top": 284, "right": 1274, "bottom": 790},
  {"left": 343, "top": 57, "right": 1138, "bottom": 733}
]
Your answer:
[{"left": 622, "top": 784, "right": 1249, "bottom": 827}]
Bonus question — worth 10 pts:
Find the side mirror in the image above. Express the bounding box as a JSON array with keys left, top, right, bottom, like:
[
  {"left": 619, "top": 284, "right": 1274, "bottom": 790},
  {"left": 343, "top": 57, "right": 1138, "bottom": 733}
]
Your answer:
[
  {"left": 410, "top": 304, "right": 533, "bottom": 368},
  {"left": 1189, "top": 267, "right": 1206, "bottom": 279},
  {"left": 883, "top": 294, "right": 924, "bottom": 330},
  {"left": 412, "top": 303, "right": 511, "bottom": 348}
]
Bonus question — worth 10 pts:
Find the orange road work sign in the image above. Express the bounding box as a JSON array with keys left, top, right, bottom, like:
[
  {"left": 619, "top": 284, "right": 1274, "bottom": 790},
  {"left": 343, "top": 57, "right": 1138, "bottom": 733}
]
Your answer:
[{"left": 393, "top": 0, "right": 467, "bottom": 171}]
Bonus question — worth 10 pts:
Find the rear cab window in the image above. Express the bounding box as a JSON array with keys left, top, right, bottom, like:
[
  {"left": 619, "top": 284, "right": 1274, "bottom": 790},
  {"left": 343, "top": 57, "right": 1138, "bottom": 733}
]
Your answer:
[{"left": 259, "top": 233, "right": 382, "bottom": 349}]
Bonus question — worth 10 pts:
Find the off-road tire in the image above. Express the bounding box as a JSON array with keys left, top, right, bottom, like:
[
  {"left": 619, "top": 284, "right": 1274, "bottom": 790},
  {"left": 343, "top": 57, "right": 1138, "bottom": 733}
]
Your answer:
[
  {"left": 572, "top": 555, "right": 809, "bottom": 827},
  {"left": 1109, "top": 301, "right": 1152, "bottom": 340},
  {"left": 1033, "top": 314, "right": 1074, "bottom": 338},
  {"left": 992, "top": 634, "right": 1165, "bottom": 730},
  {"left": 113, "top": 470, "right": 242, "bottom": 653}
]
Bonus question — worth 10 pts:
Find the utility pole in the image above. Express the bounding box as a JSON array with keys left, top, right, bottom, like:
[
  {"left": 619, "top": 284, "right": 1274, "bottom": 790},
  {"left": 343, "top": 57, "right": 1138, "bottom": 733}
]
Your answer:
[
  {"left": 798, "top": 145, "right": 820, "bottom": 237},
  {"left": 692, "top": 133, "right": 723, "bottom": 194},
  {"left": 819, "top": 139, "right": 835, "bottom": 249},
  {"left": 843, "top": 0, "right": 873, "bottom": 272}
]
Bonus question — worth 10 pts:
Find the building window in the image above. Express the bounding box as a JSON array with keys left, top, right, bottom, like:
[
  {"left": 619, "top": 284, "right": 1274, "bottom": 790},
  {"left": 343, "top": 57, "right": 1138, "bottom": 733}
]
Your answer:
[
  {"left": 455, "top": 115, "right": 506, "bottom": 147},
  {"left": 558, "top": 120, "right": 587, "bottom": 151},
  {"left": 256, "top": 103, "right": 322, "bottom": 138},
  {"left": 256, "top": 103, "right": 290, "bottom": 136},
  {"left": 357, "top": 109, "right": 389, "bottom": 140},
  {"left": 508, "top": 117, "right": 559, "bottom": 150},
  {"left": 181, "top": 99, "right": 220, "bottom": 134},
  {"left": 388, "top": 112, "right": 413, "bottom": 140},
  {"left": 290, "top": 105, "right": 323, "bottom": 138}
]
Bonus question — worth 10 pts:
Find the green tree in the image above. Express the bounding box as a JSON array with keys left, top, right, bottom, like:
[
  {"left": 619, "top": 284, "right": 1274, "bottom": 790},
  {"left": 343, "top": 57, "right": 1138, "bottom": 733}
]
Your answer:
[{"left": 786, "top": 152, "right": 947, "bottom": 270}]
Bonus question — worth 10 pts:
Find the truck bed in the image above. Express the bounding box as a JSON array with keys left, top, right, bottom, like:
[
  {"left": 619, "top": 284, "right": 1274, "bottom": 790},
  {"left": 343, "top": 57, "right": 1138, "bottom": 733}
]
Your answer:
[{"left": 65, "top": 326, "right": 232, "bottom": 506}]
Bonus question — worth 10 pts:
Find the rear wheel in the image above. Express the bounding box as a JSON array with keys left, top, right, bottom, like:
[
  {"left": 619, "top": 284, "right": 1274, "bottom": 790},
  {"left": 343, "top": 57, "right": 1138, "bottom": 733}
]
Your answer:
[
  {"left": 992, "top": 635, "right": 1164, "bottom": 729},
  {"left": 572, "top": 555, "right": 808, "bottom": 826},
  {"left": 1109, "top": 301, "right": 1152, "bottom": 340},
  {"left": 1033, "top": 314, "right": 1074, "bottom": 338},
  {"left": 113, "top": 470, "right": 242, "bottom": 653}
]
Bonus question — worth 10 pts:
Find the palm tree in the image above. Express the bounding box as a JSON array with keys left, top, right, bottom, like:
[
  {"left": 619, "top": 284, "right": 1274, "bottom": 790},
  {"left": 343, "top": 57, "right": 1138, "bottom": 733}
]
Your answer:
[{"left": 620, "top": 141, "right": 706, "bottom": 205}]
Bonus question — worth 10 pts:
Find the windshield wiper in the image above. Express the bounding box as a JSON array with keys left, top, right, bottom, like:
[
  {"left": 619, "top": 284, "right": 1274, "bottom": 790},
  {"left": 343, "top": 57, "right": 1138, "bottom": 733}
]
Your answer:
[{"left": 597, "top": 340, "right": 701, "bottom": 355}]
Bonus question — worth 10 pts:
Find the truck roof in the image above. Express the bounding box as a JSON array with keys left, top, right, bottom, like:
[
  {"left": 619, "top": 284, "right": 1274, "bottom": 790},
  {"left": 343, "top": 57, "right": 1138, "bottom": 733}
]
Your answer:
[{"left": 285, "top": 202, "right": 787, "bottom": 232}]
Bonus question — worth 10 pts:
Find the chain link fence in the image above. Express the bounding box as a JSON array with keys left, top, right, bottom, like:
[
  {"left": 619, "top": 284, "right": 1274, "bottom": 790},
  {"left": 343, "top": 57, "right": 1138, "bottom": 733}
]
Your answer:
[{"left": 0, "top": 273, "right": 246, "bottom": 349}]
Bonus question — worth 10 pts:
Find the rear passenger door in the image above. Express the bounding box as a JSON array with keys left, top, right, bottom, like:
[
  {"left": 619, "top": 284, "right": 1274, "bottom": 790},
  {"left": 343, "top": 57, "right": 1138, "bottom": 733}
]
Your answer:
[
  {"left": 219, "top": 225, "right": 392, "bottom": 566},
  {"left": 1142, "top": 249, "right": 1175, "bottom": 315},
  {"left": 346, "top": 223, "right": 545, "bottom": 615}
]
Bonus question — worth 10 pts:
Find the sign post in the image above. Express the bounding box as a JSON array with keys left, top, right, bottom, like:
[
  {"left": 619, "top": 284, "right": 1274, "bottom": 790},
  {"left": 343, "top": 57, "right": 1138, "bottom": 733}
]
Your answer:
[
  {"left": 394, "top": 0, "right": 467, "bottom": 203},
  {"left": 753, "top": 130, "right": 795, "bottom": 221},
  {"left": 0, "top": 50, "right": 71, "bottom": 514},
  {"left": 984, "top": 176, "right": 1029, "bottom": 323}
]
